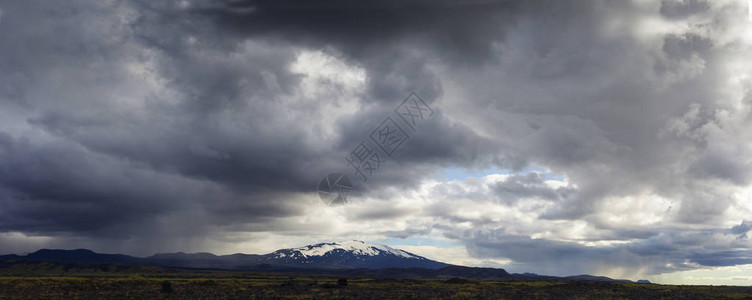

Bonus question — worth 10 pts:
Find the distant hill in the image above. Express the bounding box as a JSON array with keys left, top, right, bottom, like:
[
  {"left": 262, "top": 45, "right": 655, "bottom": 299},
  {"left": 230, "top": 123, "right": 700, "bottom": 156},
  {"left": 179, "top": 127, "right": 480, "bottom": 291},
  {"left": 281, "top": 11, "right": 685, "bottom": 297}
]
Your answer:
[{"left": 13, "top": 249, "right": 141, "bottom": 264}]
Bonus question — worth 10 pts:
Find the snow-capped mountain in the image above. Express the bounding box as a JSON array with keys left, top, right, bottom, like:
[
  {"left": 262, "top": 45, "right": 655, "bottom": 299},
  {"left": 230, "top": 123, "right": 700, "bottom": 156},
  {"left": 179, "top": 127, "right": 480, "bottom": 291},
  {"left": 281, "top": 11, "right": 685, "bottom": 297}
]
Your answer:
[
  {"left": 0, "top": 247, "right": 519, "bottom": 279},
  {"left": 283, "top": 240, "right": 417, "bottom": 258},
  {"left": 264, "top": 240, "right": 448, "bottom": 269},
  {"left": 0, "top": 246, "right": 648, "bottom": 282},
  {"left": 2, "top": 241, "right": 449, "bottom": 270}
]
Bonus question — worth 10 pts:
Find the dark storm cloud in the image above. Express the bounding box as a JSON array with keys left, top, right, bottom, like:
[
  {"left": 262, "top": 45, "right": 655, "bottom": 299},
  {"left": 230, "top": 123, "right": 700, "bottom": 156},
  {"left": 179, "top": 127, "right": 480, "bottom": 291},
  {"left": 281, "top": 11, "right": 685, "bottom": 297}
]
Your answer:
[
  {"left": 731, "top": 221, "right": 752, "bottom": 237},
  {"left": 128, "top": 0, "right": 522, "bottom": 108},
  {"left": 117, "top": 0, "right": 518, "bottom": 194},
  {"left": 201, "top": 0, "right": 519, "bottom": 65},
  {"left": 134, "top": 0, "right": 523, "bottom": 198},
  {"left": 688, "top": 251, "right": 752, "bottom": 267},
  {"left": 490, "top": 172, "right": 575, "bottom": 204},
  {"left": 0, "top": 129, "right": 306, "bottom": 237},
  {"left": 0, "top": 0, "right": 517, "bottom": 247},
  {"left": 0, "top": 0, "right": 316, "bottom": 246}
]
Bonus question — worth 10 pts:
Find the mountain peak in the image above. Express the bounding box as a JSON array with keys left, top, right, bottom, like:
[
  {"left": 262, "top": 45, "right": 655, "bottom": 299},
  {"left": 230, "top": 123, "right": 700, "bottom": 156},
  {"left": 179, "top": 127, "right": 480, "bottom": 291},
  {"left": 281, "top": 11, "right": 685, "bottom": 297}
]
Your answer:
[
  {"left": 259, "top": 240, "right": 448, "bottom": 269},
  {"left": 286, "top": 240, "right": 420, "bottom": 259}
]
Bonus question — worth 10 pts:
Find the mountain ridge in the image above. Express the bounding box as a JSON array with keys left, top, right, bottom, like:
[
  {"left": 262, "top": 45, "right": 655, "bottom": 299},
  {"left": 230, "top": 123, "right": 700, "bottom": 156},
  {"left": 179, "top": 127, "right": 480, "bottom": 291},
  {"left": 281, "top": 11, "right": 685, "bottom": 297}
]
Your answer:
[
  {"left": 0, "top": 240, "right": 650, "bottom": 283},
  {"left": 1, "top": 240, "right": 448, "bottom": 270}
]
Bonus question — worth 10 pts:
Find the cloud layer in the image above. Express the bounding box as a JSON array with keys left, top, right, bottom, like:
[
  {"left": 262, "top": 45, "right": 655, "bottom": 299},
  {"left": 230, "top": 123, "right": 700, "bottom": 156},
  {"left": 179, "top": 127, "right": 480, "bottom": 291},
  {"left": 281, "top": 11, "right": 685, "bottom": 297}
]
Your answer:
[{"left": 0, "top": 0, "right": 751, "bottom": 282}]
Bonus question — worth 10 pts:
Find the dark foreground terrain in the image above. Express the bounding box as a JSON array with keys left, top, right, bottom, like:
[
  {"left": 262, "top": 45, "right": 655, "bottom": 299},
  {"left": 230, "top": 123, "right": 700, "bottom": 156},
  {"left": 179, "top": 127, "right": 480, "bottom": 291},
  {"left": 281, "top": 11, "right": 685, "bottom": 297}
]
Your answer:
[
  {"left": 1, "top": 275, "right": 752, "bottom": 299},
  {"left": 0, "top": 259, "right": 749, "bottom": 299}
]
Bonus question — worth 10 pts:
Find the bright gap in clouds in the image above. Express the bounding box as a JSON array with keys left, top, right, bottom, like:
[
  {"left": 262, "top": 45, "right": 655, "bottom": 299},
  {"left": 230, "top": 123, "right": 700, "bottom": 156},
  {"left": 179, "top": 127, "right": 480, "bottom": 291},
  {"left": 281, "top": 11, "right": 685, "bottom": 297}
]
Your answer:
[
  {"left": 649, "top": 264, "right": 752, "bottom": 286},
  {"left": 441, "top": 166, "right": 566, "bottom": 182},
  {"left": 382, "top": 235, "right": 513, "bottom": 268}
]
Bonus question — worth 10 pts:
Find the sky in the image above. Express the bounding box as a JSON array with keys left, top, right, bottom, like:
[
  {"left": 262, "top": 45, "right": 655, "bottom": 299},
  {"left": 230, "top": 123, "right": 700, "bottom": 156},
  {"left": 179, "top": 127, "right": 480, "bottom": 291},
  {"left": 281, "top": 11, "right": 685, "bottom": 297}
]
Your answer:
[{"left": 0, "top": 0, "right": 751, "bottom": 285}]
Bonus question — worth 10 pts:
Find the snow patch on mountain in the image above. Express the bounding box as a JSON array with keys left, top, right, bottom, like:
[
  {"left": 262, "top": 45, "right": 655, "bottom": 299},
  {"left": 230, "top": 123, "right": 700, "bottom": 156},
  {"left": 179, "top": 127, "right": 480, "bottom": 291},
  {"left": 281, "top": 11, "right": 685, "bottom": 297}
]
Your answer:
[{"left": 287, "top": 240, "right": 421, "bottom": 259}]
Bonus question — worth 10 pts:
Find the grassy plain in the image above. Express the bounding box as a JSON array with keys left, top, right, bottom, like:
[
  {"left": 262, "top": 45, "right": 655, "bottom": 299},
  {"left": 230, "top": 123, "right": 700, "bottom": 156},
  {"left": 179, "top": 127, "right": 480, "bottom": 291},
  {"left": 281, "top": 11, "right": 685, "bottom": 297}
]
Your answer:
[{"left": 1, "top": 274, "right": 752, "bottom": 299}]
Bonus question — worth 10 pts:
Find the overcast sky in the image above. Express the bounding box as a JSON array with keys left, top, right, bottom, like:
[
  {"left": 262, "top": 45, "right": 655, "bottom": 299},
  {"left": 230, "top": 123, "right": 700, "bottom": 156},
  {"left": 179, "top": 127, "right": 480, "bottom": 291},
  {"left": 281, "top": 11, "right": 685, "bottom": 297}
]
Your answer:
[{"left": 1, "top": 0, "right": 752, "bottom": 285}]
